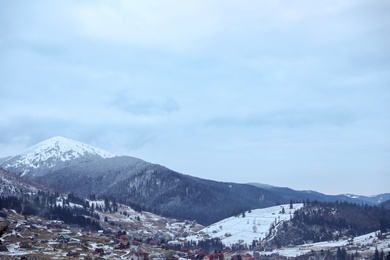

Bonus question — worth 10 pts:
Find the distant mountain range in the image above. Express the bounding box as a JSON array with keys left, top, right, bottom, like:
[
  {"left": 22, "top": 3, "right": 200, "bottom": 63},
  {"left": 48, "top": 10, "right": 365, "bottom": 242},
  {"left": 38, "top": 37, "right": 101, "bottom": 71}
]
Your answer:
[
  {"left": 1, "top": 136, "right": 388, "bottom": 225},
  {"left": 0, "top": 137, "right": 284, "bottom": 225},
  {"left": 248, "top": 183, "right": 390, "bottom": 205}
]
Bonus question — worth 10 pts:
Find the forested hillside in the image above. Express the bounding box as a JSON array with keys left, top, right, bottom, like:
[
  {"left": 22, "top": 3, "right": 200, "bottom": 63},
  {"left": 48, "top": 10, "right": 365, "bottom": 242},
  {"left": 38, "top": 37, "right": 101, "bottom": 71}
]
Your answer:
[
  {"left": 271, "top": 201, "right": 390, "bottom": 247},
  {"left": 381, "top": 199, "right": 390, "bottom": 209},
  {"left": 0, "top": 192, "right": 102, "bottom": 230}
]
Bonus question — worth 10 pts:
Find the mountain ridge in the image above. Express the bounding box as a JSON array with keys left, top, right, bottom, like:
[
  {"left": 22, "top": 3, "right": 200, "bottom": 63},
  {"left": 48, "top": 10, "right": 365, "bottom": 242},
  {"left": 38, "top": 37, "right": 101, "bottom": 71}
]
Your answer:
[
  {"left": 1, "top": 137, "right": 388, "bottom": 225},
  {"left": 0, "top": 137, "right": 286, "bottom": 225},
  {"left": 248, "top": 183, "right": 389, "bottom": 205}
]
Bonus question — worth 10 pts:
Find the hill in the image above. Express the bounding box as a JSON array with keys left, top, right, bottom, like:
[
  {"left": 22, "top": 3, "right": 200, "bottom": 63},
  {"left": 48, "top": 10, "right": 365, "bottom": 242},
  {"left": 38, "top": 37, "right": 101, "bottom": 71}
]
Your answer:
[
  {"left": 187, "top": 203, "right": 303, "bottom": 248},
  {"left": 270, "top": 200, "right": 390, "bottom": 247}
]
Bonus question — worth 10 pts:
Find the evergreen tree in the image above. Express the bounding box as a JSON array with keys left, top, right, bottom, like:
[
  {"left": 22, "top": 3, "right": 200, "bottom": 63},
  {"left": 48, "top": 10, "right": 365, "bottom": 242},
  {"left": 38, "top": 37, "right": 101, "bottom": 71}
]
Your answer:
[
  {"left": 373, "top": 247, "right": 380, "bottom": 260},
  {"left": 380, "top": 250, "right": 384, "bottom": 260}
]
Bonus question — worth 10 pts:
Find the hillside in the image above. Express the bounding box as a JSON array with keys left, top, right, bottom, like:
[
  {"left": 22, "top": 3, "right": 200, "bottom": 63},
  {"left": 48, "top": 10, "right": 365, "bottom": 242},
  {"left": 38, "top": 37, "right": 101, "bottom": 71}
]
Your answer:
[
  {"left": 270, "top": 200, "right": 390, "bottom": 247},
  {"left": 1, "top": 137, "right": 388, "bottom": 227},
  {"left": 0, "top": 168, "right": 52, "bottom": 196},
  {"left": 2, "top": 193, "right": 390, "bottom": 259},
  {"left": 0, "top": 193, "right": 204, "bottom": 259},
  {"left": 248, "top": 183, "right": 390, "bottom": 205},
  {"left": 186, "top": 203, "right": 303, "bottom": 248},
  {"left": 0, "top": 137, "right": 286, "bottom": 225},
  {"left": 381, "top": 199, "right": 390, "bottom": 209},
  {"left": 31, "top": 157, "right": 286, "bottom": 225}
]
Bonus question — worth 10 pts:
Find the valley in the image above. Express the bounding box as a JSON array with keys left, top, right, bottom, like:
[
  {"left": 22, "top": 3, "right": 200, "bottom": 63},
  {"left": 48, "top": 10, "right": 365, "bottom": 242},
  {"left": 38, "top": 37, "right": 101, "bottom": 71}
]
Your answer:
[{"left": 1, "top": 137, "right": 390, "bottom": 259}]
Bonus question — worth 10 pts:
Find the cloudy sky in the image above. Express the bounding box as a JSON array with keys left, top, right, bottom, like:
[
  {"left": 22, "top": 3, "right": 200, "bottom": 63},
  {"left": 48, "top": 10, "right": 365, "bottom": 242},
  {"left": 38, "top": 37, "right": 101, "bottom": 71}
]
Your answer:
[{"left": 1, "top": 1, "right": 389, "bottom": 195}]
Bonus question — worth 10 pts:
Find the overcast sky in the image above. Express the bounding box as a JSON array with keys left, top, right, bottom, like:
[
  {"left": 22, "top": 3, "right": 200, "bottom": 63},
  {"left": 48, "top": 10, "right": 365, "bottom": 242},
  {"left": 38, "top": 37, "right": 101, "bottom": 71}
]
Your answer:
[{"left": 1, "top": 1, "right": 389, "bottom": 196}]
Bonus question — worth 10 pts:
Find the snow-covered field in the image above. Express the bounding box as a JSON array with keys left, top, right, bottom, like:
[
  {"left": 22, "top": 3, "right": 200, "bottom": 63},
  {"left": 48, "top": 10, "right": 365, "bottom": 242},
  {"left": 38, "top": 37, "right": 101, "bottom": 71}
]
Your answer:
[
  {"left": 274, "top": 231, "right": 390, "bottom": 258},
  {"left": 186, "top": 203, "right": 390, "bottom": 258},
  {"left": 187, "top": 203, "right": 303, "bottom": 246}
]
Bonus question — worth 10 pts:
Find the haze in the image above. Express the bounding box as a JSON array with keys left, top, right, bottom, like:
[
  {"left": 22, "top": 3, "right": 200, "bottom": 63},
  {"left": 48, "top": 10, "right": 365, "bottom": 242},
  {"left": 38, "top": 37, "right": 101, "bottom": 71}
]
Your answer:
[{"left": 1, "top": 1, "right": 389, "bottom": 195}]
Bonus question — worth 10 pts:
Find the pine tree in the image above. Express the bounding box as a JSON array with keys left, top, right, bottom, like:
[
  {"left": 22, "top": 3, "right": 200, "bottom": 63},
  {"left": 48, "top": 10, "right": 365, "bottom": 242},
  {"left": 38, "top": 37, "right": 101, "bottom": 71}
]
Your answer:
[
  {"left": 380, "top": 250, "right": 384, "bottom": 260},
  {"left": 373, "top": 247, "right": 380, "bottom": 260}
]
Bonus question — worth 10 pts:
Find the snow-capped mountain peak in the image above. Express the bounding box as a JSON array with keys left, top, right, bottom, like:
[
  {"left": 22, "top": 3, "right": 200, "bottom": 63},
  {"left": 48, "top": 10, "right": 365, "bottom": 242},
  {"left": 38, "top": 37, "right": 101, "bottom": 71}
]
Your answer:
[
  {"left": 344, "top": 194, "right": 360, "bottom": 199},
  {"left": 1, "top": 136, "right": 117, "bottom": 177},
  {"left": 21, "top": 136, "right": 116, "bottom": 160}
]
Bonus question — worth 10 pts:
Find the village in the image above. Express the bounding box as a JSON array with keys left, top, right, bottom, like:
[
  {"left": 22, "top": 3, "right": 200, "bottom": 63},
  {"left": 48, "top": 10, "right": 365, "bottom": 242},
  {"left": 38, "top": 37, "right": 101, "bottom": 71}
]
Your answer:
[
  {"left": 0, "top": 206, "right": 205, "bottom": 259},
  {"left": 1, "top": 201, "right": 390, "bottom": 260}
]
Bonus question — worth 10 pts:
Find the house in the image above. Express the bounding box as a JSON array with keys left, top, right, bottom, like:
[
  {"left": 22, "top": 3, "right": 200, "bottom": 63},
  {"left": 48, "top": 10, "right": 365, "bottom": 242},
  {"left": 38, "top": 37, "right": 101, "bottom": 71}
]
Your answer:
[
  {"left": 58, "top": 234, "right": 72, "bottom": 243},
  {"left": 66, "top": 250, "right": 79, "bottom": 257},
  {"left": 19, "top": 238, "right": 34, "bottom": 248},
  {"left": 93, "top": 248, "right": 105, "bottom": 256},
  {"left": 69, "top": 224, "right": 79, "bottom": 232},
  {"left": 115, "top": 232, "right": 130, "bottom": 249},
  {"left": 150, "top": 240, "right": 158, "bottom": 246},
  {"left": 119, "top": 232, "right": 130, "bottom": 248},
  {"left": 205, "top": 251, "right": 224, "bottom": 260},
  {"left": 0, "top": 219, "right": 10, "bottom": 240},
  {"left": 149, "top": 251, "right": 164, "bottom": 260},
  {"left": 128, "top": 252, "right": 149, "bottom": 260}
]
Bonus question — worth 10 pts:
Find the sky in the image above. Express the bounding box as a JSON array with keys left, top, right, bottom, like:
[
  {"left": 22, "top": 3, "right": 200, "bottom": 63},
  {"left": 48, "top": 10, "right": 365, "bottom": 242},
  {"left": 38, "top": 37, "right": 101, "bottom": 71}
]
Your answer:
[{"left": 1, "top": 0, "right": 389, "bottom": 196}]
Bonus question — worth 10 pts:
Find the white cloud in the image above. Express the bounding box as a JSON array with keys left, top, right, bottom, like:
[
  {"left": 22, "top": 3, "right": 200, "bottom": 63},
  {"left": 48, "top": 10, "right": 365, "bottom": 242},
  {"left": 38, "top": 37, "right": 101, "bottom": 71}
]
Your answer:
[
  {"left": 72, "top": 1, "right": 222, "bottom": 49},
  {"left": 0, "top": 0, "right": 389, "bottom": 195}
]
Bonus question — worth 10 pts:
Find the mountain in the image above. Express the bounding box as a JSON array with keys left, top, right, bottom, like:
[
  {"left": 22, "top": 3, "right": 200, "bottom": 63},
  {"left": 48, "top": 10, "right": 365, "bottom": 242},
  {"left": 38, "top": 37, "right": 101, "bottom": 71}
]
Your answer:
[
  {"left": 4, "top": 137, "right": 386, "bottom": 226},
  {"left": 248, "top": 183, "right": 388, "bottom": 205},
  {"left": 31, "top": 156, "right": 287, "bottom": 225},
  {"left": 1, "top": 136, "right": 116, "bottom": 178},
  {"left": 343, "top": 193, "right": 390, "bottom": 204},
  {"left": 0, "top": 137, "right": 287, "bottom": 225},
  {"left": 381, "top": 199, "right": 390, "bottom": 209},
  {"left": 0, "top": 168, "right": 53, "bottom": 196}
]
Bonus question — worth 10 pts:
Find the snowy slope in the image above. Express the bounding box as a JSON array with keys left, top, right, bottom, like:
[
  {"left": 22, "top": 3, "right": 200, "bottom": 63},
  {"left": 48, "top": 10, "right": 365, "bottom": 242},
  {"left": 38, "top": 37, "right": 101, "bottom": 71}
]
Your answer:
[
  {"left": 187, "top": 203, "right": 303, "bottom": 246},
  {"left": 344, "top": 193, "right": 390, "bottom": 204},
  {"left": 0, "top": 136, "right": 116, "bottom": 177},
  {"left": 274, "top": 231, "right": 390, "bottom": 258},
  {"left": 0, "top": 168, "right": 52, "bottom": 195}
]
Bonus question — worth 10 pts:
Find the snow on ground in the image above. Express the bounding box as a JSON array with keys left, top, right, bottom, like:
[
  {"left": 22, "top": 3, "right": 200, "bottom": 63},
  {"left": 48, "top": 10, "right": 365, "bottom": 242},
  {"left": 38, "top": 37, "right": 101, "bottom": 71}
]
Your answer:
[
  {"left": 87, "top": 200, "right": 105, "bottom": 208},
  {"left": 273, "top": 231, "right": 390, "bottom": 258},
  {"left": 3, "top": 136, "right": 117, "bottom": 170},
  {"left": 187, "top": 204, "right": 303, "bottom": 246}
]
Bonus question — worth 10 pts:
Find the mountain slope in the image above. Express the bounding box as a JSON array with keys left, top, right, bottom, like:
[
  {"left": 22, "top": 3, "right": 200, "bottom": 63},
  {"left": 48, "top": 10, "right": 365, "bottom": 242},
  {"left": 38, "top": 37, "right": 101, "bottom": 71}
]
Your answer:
[
  {"left": 0, "top": 168, "right": 52, "bottom": 196},
  {"left": 187, "top": 203, "right": 304, "bottom": 247},
  {"left": 270, "top": 200, "right": 390, "bottom": 247},
  {"left": 343, "top": 193, "right": 390, "bottom": 204},
  {"left": 1, "top": 136, "right": 116, "bottom": 178},
  {"left": 31, "top": 156, "right": 287, "bottom": 225},
  {"left": 1, "top": 137, "right": 287, "bottom": 225},
  {"left": 248, "top": 183, "right": 387, "bottom": 205},
  {"left": 381, "top": 199, "right": 390, "bottom": 209}
]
